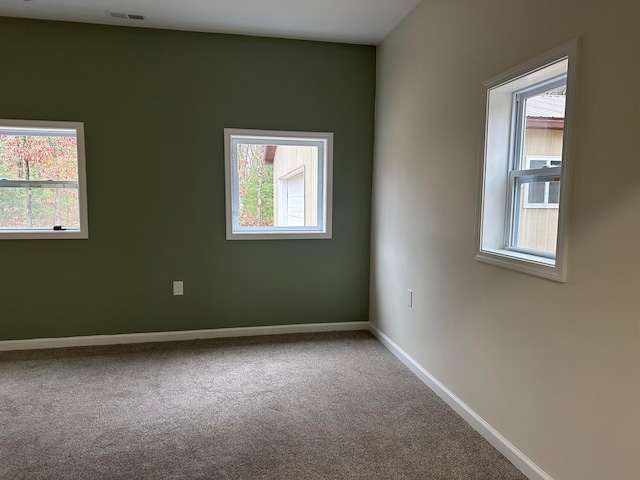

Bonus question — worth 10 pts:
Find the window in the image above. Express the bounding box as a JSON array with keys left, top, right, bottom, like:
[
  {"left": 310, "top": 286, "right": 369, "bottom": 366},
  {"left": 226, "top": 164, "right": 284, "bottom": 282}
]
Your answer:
[
  {"left": 476, "top": 40, "right": 578, "bottom": 281},
  {"left": 0, "top": 119, "right": 88, "bottom": 239},
  {"left": 224, "top": 129, "right": 333, "bottom": 240},
  {"left": 523, "top": 156, "right": 561, "bottom": 208}
]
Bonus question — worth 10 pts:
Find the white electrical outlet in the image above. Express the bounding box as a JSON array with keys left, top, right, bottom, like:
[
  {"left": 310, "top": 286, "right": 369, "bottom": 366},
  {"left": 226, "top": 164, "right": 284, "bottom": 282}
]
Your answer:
[
  {"left": 173, "top": 281, "right": 184, "bottom": 296},
  {"left": 407, "top": 289, "right": 413, "bottom": 308}
]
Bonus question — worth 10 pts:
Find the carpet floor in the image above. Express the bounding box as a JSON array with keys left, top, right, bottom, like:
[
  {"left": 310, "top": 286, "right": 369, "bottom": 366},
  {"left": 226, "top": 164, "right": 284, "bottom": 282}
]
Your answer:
[{"left": 0, "top": 331, "right": 528, "bottom": 479}]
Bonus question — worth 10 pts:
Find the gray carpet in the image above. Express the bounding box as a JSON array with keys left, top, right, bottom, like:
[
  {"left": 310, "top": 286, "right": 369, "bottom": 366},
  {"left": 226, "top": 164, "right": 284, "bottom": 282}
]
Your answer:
[{"left": 0, "top": 331, "right": 527, "bottom": 479}]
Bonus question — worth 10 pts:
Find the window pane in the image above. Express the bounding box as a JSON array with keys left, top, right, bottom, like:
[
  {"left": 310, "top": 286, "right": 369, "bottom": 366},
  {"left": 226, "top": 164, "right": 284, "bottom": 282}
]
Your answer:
[
  {"left": 236, "top": 143, "right": 274, "bottom": 227},
  {"left": 548, "top": 180, "right": 560, "bottom": 204},
  {"left": 529, "top": 159, "right": 547, "bottom": 169},
  {"left": 515, "top": 181, "right": 559, "bottom": 254},
  {"left": 0, "top": 134, "right": 78, "bottom": 181},
  {"left": 235, "top": 143, "right": 318, "bottom": 228},
  {"left": 521, "top": 86, "right": 565, "bottom": 166},
  {"left": 0, "top": 187, "right": 80, "bottom": 229},
  {"left": 528, "top": 182, "right": 545, "bottom": 203}
]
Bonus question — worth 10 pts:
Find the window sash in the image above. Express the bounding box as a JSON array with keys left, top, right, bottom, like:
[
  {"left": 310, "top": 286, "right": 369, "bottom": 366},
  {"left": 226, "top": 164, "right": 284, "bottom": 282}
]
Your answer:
[
  {"left": 0, "top": 119, "right": 88, "bottom": 239},
  {"left": 229, "top": 136, "right": 327, "bottom": 234},
  {"left": 511, "top": 76, "right": 566, "bottom": 170},
  {"left": 507, "top": 167, "right": 561, "bottom": 257},
  {"left": 509, "top": 166, "right": 561, "bottom": 181},
  {"left": 0, "top": 128, "right": 76, "bottom": 138},
  {"left": 0, "top": 180, "right": 78, "bottom": 188},
  {"left": 506, "top": 78, "right": 566, "bottom": 257}
]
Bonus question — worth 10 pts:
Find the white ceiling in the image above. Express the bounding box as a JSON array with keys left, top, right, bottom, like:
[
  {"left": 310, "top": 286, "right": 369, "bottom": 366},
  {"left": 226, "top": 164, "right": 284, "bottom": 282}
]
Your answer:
[{"left": 0, "top": 0, "right": 422, "bottom": 45}]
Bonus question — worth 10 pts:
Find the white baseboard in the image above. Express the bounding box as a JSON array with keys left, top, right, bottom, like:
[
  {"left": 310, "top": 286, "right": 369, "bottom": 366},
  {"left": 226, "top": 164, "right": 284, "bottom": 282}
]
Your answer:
[
  {"left": 0, "top": 321, "right": 370, "bottom": 352},
  {"left": 368, "top": 324, "right": 553, "bottom": 480}
]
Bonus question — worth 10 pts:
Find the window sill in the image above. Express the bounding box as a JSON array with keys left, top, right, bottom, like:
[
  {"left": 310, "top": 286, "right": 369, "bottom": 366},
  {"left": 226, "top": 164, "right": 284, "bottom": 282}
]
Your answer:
[
  {"left": 0, "top": 229, "right": 87, "bottom": 240},
  {"left": 475, "top": 248, "right": 564, "bottom": 282},
  {"left": 227, "top": 230, "right": 332, "bottom": 241}
]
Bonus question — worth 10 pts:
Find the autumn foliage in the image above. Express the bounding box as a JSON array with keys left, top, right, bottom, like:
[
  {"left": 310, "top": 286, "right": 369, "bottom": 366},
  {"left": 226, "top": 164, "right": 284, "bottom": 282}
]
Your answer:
[{"left": 0, "top": 133, "right": 80, "bottom": 229}]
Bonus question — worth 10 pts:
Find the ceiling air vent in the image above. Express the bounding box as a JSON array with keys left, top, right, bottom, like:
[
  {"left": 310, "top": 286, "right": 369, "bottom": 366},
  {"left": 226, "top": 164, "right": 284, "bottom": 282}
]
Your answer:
[{"left": 106, "top": 11, "right": 147, "bottom": 21}]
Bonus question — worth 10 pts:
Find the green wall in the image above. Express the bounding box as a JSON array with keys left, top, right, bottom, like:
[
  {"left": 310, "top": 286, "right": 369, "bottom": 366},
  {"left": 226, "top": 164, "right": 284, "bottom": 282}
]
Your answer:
[{"left": 0, "top": 17, "right": 376, "bottom": 341}]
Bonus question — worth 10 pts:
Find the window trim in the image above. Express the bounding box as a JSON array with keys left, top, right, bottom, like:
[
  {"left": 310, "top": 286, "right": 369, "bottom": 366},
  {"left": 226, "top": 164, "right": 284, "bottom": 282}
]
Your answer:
[
  {"left": 0, "top": 119, "right": 89, "bottom": 240},
  {"left": 224, "top": 128, "right": 333, "bottom": 240},
  {"left": 475, "top": 39, "right": 579, "bottom": 282}
]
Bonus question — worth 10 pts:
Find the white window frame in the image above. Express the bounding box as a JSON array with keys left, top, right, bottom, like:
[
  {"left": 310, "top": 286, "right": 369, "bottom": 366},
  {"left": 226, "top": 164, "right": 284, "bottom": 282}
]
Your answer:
[
  {"left": 0, "top": 119, "right": 89, "bottom": 240},
  {"left": 475, "top": 39, "right": 579, "bottom": 282},
  {"left": 522, "top": 155, "right": 562, "bottom": 208},
  {"left": 224, "top": 128, "right": 333, "bottom": 240}
]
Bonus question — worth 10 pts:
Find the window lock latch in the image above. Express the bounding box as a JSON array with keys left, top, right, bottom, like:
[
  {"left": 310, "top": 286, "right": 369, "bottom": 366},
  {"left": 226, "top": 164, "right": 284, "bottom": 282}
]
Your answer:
[{"left": 53, "top": 225, "right": 66, "bottom": 231}]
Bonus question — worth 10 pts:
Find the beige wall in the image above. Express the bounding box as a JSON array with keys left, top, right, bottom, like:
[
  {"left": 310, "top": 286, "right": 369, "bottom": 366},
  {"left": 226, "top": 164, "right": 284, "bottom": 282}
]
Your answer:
[
  {"left": 272, "top": 145, "right": 318, "bottom": 226},
  {"left": 371, "top": 1, "right": 639, "bottom": 479}
]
